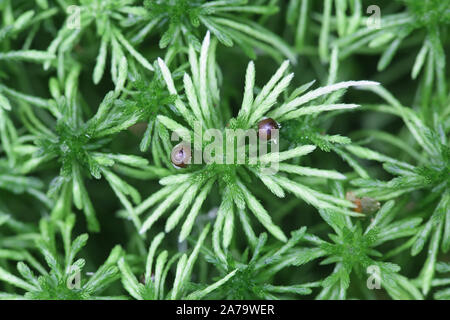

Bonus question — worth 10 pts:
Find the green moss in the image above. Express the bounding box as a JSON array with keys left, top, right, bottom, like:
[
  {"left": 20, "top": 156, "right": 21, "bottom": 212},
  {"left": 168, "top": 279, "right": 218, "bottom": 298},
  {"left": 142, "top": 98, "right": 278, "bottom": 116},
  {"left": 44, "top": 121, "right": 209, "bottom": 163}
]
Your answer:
[{"left": 0, "top": 0, "right": 448, "bottom": 301}]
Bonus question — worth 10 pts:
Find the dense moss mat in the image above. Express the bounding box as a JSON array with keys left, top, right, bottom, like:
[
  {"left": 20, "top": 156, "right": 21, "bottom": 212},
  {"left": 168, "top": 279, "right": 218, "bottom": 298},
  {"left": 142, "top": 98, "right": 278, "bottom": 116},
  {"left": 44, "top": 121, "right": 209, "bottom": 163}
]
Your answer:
[{"left": 0, "top": 0, "right": 448, "bottom": 300}]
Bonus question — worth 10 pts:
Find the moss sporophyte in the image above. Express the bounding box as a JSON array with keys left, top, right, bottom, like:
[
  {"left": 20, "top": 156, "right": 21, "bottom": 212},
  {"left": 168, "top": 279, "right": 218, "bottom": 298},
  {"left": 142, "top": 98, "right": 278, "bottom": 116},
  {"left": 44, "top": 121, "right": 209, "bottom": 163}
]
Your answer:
[{"left": 0, "top": 0, "right": 448, "bottom": 301}]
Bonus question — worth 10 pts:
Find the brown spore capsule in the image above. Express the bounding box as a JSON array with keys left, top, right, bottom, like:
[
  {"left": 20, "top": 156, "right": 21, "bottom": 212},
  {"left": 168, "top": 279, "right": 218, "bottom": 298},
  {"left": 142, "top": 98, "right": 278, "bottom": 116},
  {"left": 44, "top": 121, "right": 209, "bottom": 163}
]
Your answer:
[
  {"left": 360, "top": 197, "right": 381, "bottom": 215},
  {"left": 258, "top": 118, "right": 279, "bottom": 141},
  {"left": 346, "top": 191, "right": 380, "bottom": 215},
  {"left": 171, "top": 142, "right": 191, "bottom": 168}
]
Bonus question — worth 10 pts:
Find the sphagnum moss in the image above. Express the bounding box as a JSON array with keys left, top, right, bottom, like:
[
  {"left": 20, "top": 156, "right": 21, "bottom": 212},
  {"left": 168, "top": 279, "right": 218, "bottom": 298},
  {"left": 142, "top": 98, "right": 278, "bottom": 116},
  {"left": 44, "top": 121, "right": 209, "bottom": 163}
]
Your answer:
[{"left": 0, "top": 0, "right": 448, "bottom": 301}]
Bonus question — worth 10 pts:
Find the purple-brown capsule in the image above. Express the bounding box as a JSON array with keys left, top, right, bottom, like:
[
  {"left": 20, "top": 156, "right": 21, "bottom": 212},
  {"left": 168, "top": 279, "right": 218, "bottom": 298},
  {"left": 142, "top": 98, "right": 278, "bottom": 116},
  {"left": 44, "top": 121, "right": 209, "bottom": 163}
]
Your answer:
[
  {"left": 171, "top": 142, "right": 191, "bottom": 168},
  {"left": 258, "top": 118, "right": 279, "bottom": 141},
  {"left": 346, "top": 191, "right": 380, "bottom": 215}
]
